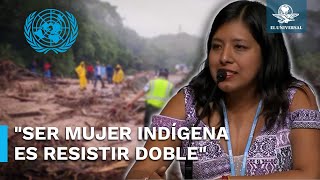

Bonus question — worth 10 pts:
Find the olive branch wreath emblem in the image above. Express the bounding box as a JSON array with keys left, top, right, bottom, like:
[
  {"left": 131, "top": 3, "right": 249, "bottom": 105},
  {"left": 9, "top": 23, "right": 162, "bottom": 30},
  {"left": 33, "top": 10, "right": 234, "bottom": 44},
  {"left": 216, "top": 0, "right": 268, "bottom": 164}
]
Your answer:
[{"left": 24, "top": 10, "right": 78, "bottom": 54}]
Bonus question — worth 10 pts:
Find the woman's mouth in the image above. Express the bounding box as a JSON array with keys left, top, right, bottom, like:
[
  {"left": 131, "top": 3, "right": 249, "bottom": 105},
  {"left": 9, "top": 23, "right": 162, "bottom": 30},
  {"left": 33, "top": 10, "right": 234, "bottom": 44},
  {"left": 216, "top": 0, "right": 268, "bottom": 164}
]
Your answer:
[
  {"left": 224, "top": 70, "right": 237, "bottom": 79},
  {"left": 226, "top": 71, "right": 234, "bottom": 78}
]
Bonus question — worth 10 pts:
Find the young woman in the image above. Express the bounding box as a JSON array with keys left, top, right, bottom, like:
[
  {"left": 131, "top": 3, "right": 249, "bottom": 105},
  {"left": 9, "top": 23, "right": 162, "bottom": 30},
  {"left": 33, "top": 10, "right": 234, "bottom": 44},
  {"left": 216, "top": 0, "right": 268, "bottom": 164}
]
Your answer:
[{"left": 126, "top": 1, "right": 320, "bottom": 179}]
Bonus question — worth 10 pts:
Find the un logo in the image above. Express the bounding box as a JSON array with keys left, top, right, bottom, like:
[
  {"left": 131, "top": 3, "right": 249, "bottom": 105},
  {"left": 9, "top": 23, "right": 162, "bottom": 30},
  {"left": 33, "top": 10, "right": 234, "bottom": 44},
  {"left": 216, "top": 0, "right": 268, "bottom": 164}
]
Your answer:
[{"left": 24, "top": 9, "right": 78, "bottom": 54}]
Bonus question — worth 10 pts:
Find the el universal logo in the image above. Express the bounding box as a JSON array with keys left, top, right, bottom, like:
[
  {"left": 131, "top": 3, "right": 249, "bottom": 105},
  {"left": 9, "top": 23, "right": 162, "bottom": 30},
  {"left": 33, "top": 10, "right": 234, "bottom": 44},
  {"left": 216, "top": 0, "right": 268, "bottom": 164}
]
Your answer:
[
  {"left": 272, "top": 4, "right": 299, "bottom": 24},
  {"left": 271, "top": 4, "right": 301, "bottom": 30},
  {"left": 267, "top": 0, "right": 306, "bottom": 33}
]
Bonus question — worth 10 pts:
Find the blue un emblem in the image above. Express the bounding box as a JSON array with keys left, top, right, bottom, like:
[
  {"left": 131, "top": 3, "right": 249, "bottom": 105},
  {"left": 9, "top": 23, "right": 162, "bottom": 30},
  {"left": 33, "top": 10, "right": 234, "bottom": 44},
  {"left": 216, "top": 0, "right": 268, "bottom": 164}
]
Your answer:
[{"left": 24, "top": 9, "right": 78, "bottom": 54}]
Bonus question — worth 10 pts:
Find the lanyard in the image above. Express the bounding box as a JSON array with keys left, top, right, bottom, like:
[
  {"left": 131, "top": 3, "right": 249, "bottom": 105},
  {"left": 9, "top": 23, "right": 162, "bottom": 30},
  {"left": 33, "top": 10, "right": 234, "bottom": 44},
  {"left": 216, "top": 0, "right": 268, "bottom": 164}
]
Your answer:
[{"left": 221, "top": 99, "right": 262, "bottom": 176}]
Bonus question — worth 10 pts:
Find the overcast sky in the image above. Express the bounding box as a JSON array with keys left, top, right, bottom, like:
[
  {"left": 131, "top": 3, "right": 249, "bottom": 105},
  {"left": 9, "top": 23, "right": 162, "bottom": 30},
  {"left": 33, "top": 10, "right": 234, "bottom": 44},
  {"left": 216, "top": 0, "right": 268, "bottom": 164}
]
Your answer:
[
  {"left": 100, "top": 0, "right": 224, "bottom": 38},
  {"left": 100, "top": 0, "right": 320, "bottom": 38}
]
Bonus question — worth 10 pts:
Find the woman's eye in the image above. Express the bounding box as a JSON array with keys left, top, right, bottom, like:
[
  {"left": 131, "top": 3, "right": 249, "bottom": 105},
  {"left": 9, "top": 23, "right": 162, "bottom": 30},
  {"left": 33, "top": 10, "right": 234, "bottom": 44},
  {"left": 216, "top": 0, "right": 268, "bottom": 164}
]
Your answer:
[
  {"left": 235, "top": 44, "right": 247, "bottom": 50},
  {"left": 211, "top": 44, "right": 221, "bottom": 50}
]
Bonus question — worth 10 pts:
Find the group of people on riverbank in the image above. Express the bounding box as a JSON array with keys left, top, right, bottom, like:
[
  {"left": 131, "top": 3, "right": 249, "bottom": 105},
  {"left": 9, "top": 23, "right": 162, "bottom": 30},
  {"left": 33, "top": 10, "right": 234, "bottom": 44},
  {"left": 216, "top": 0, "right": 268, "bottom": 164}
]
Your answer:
[{"left": 75, "top": 61, "right": 124, "bottom": 91}]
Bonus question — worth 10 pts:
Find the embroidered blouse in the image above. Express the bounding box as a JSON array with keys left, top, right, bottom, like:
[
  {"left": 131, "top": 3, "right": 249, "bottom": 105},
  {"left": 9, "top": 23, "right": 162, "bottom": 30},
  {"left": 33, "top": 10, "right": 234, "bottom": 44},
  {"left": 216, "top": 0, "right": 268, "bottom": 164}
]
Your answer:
[{"left": 151, "top": 85, "right": 320, "bottom": 179}]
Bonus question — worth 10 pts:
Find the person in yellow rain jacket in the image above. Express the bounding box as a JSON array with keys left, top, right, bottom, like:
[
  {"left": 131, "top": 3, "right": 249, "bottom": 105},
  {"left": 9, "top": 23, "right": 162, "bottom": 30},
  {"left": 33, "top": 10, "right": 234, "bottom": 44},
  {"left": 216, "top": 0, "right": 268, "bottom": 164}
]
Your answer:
[
  {"left": 127, "top": 68, "right": 174, "bottom": 127},
  {"left": 112, "top": 64, "right": 125, "bottom": 84},
  {"left": 75, "top": 61, "right": 87, "bottom": 90}
]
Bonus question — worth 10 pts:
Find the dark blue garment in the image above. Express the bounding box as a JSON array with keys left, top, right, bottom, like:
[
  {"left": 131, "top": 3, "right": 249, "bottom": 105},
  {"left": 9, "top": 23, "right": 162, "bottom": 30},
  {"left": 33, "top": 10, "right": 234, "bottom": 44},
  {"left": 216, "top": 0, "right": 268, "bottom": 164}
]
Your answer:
[
  {"left": 106, "top": 65, "right": 113, "bottom": 77},
  {"left": 106, "top": 65, "right": 114, "bottom": 84},
  {"left": 44, "top": 70, "right": 51, "bottom": 78}
]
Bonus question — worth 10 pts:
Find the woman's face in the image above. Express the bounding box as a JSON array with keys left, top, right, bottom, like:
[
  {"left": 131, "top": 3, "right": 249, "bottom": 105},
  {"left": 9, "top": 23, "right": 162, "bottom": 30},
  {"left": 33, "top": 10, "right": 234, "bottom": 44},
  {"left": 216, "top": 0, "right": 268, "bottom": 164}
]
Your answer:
[{"left": 209, "top": 20, "right": 262, "bottom": 93}]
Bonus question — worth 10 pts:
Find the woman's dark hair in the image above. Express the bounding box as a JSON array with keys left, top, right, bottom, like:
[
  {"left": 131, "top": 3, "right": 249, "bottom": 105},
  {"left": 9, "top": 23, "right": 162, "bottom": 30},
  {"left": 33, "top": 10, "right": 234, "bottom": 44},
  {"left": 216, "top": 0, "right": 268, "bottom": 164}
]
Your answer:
[{"left": 188, "top": 0, "right": 298, "bottom": 130}]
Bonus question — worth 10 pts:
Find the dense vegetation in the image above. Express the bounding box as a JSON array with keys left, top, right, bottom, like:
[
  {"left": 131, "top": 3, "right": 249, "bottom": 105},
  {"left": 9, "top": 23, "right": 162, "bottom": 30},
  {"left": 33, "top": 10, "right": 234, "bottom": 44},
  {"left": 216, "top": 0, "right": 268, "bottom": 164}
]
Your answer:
[{"left": 0, "top": 0, "right": 200, "bottom": 76}]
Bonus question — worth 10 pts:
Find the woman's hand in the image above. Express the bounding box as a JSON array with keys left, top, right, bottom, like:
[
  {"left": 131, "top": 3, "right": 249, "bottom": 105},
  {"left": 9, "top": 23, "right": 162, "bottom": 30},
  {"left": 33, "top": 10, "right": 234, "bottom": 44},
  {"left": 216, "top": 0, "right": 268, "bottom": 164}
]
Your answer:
[{"left": 148, "top": 166, "right": 167, "bottom": 179}]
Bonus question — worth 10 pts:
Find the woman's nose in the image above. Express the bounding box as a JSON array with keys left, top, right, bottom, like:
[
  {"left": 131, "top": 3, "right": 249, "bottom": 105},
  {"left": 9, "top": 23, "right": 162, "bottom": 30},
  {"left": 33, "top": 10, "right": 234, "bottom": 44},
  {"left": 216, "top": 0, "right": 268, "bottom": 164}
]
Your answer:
[{"left": 219, "top": 46, "right": 233, "bottom": 65}]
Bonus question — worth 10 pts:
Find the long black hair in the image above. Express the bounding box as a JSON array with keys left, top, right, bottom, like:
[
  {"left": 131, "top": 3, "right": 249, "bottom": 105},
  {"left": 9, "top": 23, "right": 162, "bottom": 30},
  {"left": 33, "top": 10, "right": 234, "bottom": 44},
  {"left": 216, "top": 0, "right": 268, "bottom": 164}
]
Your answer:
[{"left": 188, "top": 1, "right": 299, "bottom": 130}]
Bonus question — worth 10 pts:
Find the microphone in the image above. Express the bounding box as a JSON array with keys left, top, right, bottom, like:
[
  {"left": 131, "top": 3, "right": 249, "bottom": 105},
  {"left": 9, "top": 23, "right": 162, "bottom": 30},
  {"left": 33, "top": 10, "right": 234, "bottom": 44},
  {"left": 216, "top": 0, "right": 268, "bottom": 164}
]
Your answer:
[
  {"left": 184, "top": 69, "right": 227, "bottom": 179},
  {"left": 216, "top": 69, "right": 227, "bottom": 83}
]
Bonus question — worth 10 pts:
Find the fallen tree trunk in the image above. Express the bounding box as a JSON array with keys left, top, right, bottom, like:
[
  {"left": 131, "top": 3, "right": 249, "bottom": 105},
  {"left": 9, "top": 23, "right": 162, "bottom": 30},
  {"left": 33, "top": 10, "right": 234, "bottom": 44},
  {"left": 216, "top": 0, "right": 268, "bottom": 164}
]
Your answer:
[
  {"left": 8, "top": 111, "right": 42, "bottom": 118},
  {"left": 6, "top": 94, "right": 37, "bottom": 102}
]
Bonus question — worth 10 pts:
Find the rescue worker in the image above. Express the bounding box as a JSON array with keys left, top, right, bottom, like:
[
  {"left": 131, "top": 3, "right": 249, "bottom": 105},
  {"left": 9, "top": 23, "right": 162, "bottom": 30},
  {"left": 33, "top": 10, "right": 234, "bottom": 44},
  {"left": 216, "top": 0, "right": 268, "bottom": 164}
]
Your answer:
[
  {"left": 94, "top": 61, "right": 105, "bottom": 88},
  {"left": 127, "top": 68, "right": 174, "bottom": 127},
  {"left": 43, "top": 61, "right": 51, "bottom": 78},
  {"left": 86, "top": 63, "right": 94, "bottom": 84},
  {"left": 106, "top": 64, "right": 114, "bottom": 84},
  {"left": 75, "top": 61, "right": 87, "bottom": 90},
  {"left": 112, "top": 64, "right": 125, "bottom": 84}
]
